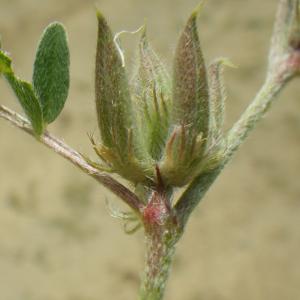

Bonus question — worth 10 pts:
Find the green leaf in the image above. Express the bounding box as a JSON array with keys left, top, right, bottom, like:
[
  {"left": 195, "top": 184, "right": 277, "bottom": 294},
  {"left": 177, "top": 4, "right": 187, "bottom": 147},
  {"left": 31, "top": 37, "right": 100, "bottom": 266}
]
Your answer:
[
  {"left": 0, "top": 50, "right": 11, "bottom": 74},
  {"left": 0, "top": 49, "right": 43, "bottom": 135},
  {"left": 33, "top": 22, "right": 70, "bottom": 124},
  {"left": 5, "top": 73, "right": 44, "bottom": 135}
]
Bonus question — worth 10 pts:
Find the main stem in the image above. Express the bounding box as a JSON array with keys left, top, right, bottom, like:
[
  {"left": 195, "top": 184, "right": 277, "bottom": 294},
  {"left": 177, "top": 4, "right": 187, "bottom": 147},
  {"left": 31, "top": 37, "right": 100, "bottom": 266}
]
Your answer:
[
  {"left": 139, "top": 189, "right": 182, "bottom": 300},
  {"left": 139, "top": 226, "right": 177, "bottom": 300}
]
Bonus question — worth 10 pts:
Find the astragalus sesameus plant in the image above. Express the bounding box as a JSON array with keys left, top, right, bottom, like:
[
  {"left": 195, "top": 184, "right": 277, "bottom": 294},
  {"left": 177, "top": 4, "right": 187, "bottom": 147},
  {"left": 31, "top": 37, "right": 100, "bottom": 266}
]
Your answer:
[{"left": 0, "top": 1, "right": 300, "bottom": 299}]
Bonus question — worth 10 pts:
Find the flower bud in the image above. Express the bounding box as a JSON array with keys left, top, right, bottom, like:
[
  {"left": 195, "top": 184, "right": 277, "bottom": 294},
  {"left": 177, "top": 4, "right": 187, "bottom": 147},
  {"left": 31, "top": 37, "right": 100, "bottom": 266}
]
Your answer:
[
  {"left": 160, "top": 5, "right": 210, "bottom": 186},
  {"left": 207, "top": 58, "right": 234, "bottom": 144},
  {"left": 131, "top": 29, "right": 171, "bottom": 161},
  {"left": 95, "top": 12, "right": 151, "bottom": 183},
  {"left": 95, "top": 11, "right": 132, "bottom": 153},
  {"left": 172, "top": 6, "right": 209, "bottom": 144}
]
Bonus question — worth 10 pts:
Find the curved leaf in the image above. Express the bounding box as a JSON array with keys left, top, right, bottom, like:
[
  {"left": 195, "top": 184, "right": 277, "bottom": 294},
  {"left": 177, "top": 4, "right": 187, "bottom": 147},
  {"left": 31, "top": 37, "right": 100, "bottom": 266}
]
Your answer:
[
  {"left": 1, "top": 50, "right": 43, "bottom": 135},
  {"left": 0, "top": 50, "right": 11, "bottom": 74},
  {"left": 6, "top": 73, "right": 44, "bottom": 135}
]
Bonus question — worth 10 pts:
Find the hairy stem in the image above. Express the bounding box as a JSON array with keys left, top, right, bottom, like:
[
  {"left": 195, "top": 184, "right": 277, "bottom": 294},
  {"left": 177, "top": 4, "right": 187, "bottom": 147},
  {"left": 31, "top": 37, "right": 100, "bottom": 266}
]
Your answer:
[
  {"left": 175, "top": 75, "right": 289, "bottom": 226},
  {"left": 139, "top": 228, "right": 177, "bottom": 300},
  {"left": 225, "top": 76, "right": 287, "bottom": 159},
  {"left": 0, "top": 104, "right": 144, "bottom": 213},
  {"left": 138, "top": 189, "right": 182, "bottom": 300}
]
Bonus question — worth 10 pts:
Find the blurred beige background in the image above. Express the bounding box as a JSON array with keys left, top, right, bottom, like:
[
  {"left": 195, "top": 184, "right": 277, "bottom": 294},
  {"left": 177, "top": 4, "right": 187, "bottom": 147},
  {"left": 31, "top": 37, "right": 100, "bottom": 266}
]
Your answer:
[{"left": 1, "top": 0, "right": 300, "bottom": 299}]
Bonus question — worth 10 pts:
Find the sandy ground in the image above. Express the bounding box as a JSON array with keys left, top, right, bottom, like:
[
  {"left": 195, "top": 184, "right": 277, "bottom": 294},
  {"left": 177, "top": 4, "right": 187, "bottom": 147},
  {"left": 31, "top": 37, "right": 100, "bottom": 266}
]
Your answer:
[{"left": 0, "top": 0, "right": 300, "bottom": 299}]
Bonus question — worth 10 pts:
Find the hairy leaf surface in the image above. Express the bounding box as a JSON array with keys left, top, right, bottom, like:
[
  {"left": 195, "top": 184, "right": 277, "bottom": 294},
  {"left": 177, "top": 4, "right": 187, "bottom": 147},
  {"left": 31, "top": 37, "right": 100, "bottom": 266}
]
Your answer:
[{"left": 33, "top": 22, "right": 70, "bottom": 124}]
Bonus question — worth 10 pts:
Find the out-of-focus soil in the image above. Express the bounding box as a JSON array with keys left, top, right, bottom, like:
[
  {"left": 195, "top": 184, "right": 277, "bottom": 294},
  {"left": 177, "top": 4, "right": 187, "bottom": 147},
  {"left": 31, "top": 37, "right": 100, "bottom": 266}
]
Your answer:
[{"left": 0, "top": 0, "right": 300, "bottom": 299}]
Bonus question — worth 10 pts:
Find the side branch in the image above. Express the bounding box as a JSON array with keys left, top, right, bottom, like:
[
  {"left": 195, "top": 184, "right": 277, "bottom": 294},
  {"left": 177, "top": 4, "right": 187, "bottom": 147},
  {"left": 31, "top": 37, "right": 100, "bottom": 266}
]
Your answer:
[
  {"left": 225, "top": 78, "right": 287, "bottom": 160},
  {"left": 175, "top": 0, "right": 300, "bottom": 227},
  {"left": 175, "top": 76, "right": 289, "bottom": 226},
  {"left": 0, "top": 104, "right": 144, "bottom": 213}
]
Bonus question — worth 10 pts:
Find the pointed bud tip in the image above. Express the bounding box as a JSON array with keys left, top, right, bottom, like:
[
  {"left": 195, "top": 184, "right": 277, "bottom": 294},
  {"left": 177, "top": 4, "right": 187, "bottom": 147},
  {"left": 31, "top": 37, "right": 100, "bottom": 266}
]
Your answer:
[
  {"left": 139, "top": 25, "right": 150, "bottom": 52},
  {"left": 184, "top": 1, "right": 206, "bottom": 33},
  {"left": 190, "top": 1, "right": 206, "bottom": 20},
  {"left": 215, "top": 57, "right": 238, "bottom": 69},
  {"left": 95, "top": 7, "right": 107, "bottom": 23},
  {"left": 96, "top": 10, "right": 103, "bottom": 19},
  {"left": 142, "top": 18, "right": 148, "bottom": 32},
  {"left": 140, "top": 23, "right": 147, "bottom": 40}
]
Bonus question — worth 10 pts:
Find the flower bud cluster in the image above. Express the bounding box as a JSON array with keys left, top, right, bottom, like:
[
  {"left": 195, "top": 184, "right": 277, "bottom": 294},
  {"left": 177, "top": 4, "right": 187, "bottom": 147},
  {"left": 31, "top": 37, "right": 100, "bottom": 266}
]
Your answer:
[{"left": 94, "top": 6, "right": 229, "bottom": 187}]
